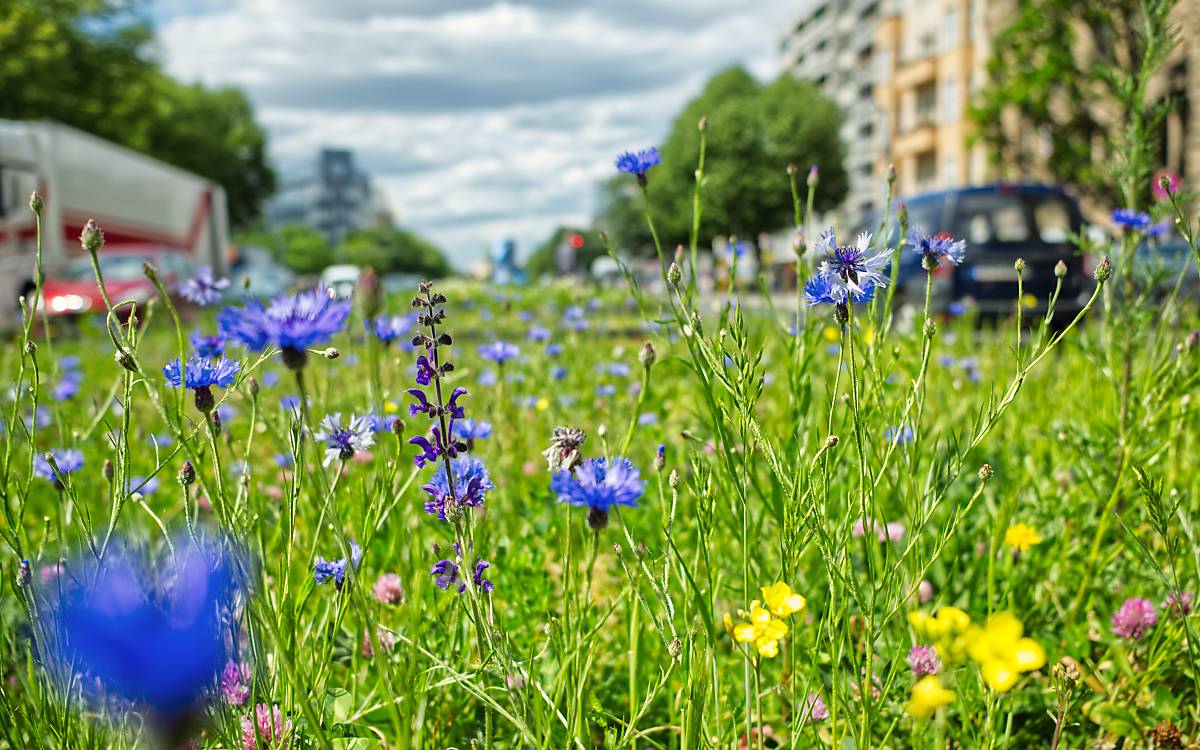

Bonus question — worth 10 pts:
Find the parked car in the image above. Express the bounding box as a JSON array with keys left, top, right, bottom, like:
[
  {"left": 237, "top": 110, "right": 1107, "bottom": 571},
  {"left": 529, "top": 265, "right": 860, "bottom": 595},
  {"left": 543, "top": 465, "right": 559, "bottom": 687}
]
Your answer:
[
  {"left": 857, "top": 184, "right": 1087, "bottom": 316},
  {"left": 36, "top": 245, "right": 196, "bottom": 319},
  {"left": 320, "top": 265, "right": 361, "bottom": 299}
]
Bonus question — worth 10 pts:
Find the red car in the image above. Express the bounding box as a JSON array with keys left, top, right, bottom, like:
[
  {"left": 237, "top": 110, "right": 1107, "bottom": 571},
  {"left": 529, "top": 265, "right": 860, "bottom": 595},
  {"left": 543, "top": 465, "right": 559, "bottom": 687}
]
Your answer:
[{"left": 37, "top": 245, "right": 197, "bottom": 318}]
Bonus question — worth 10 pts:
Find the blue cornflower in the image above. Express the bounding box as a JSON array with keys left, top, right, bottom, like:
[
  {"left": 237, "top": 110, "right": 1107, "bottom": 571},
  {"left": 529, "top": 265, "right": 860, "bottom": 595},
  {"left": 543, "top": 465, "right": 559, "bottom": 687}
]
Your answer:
[
  {"left": 803, "top": 273, "right": 876, "bottom": 307},
  {"left": 947, "top": 300, "right": 967, "bottom": 317},
  {"left": 479, "top": 340, "right": 519, "bottom": 364},
  {"left": 365, "top": 412, "right": 399, "bottom": 434},
  {"left": 217, "top": 285, "right": 351, "bottom": 368},
  {"left": 453, "top": 418, "right": 493, "bottom": 444},
  {"left": 430, "top": 545, "right": 494, "bottom": 594},
  {"left": 551, "top": 456, "right": 646, "bottom": 529},
  {"left": 1112, "top": 208, "right": 1151, "bottom": 230},
  {"left": 371, "top": 314, "right": 412, "bottom": 344},
  {"left": 615, "top": 147, "right": 661, "bottom": 185},
  {"left": 607, "top": 363, "right": 631, "bottom": 378},
  {"left": 163, "top": 355, "right": 240, "bottom": 390},
  {"left": 638, "top": 412, "right": 658, "bottom": 425},
  {"left": 596, "top": 384, "right": 617, "bottom": 397},
  {"left": 179, "top": 266, "right": 229, "bottom": 306},
  {"left": 546, "top": 343, "right": 564, "bottom": 357},
  {"left": 550, "top": 365, "right": 568, "bottom": 380},
  {"left": 59, "top": 355, "right": 81, "bottom": 370},
  {"left": 938, "top": 355, "right": 957, "bottom": 368},
  {"left": 314, "top": 413, "right": 375, "bottom": 465},
  {"left": 906, "top": 226, "right": 967, "bottom": 267},
  {"left": 421, "top": 456, "right": 494, "bottom": 521},
  {"left": 273, "top": 452, "right": 294, "bottom": 468},
  {"left": 190, "top": 329, "right": 226, "bottom": 359},
  {"left": 53, "top": 371, "right": 83, "bottom": 401},
  {"left": 130, "top": 475, "right": 160, "bottom": 496},
  {"left": 149, "top": 433, "right": 173, "bottom": 448},
  {"left": 813, "top": 228, "right": 892, "bottom": 295},
  {"left": 1148, "top": 221, "right": 1170, "bottom": 239},
  {"left": 528, "top": 325, "right": 550, "bottom": 342},
  {"left": 885, "top": 425, "right": 915, "bottom": 445},
  {"left": 34, "top": 449, "right": 84, "bottom": 485},
  {"left": 313, "top": 540, "right": 362, "bottom": 589},
  {"left": 280, "top": 395, "right": 302, "bottom": 413},
  {"left": 44, "top": 539, "right": 242, "bottom": 715}
]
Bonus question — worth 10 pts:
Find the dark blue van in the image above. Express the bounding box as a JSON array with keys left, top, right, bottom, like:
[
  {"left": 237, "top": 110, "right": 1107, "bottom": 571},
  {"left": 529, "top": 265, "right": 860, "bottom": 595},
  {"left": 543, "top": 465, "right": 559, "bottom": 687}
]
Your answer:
[{"left": 859, "top": 184, "right": 1088, "bottom": 315}]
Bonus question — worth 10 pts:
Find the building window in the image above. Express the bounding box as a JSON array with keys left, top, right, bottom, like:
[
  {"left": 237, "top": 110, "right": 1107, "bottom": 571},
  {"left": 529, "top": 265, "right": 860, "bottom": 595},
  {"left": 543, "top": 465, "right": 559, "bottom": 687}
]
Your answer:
[
  {"left": 941, "top": 77, "right": 959, "bottom": 123},
  {"left": 916, "top": 152, "right": 938, "bottom": 186},
  {"left": 941, "top": 156, "right": 957, "bottom": 185},
  {"left": 915, "top": 82, "right": 937, "bottom": 128},
  {"left": 943, "top": 5, "right": 959, "bottom": 49}
]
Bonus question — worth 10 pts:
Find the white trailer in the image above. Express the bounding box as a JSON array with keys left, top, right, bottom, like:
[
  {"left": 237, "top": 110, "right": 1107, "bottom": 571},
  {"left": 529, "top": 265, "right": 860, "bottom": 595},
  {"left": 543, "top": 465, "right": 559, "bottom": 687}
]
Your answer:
[{"left": 0, "top": 120, "right": 229, "bottom": 323}]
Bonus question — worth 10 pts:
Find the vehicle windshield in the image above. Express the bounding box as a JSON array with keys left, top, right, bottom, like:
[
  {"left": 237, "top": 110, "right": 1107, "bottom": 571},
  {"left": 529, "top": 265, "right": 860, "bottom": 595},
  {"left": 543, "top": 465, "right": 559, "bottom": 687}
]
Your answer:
[{"left": 64, "top": 255, "right": 154, "bottom": 282}]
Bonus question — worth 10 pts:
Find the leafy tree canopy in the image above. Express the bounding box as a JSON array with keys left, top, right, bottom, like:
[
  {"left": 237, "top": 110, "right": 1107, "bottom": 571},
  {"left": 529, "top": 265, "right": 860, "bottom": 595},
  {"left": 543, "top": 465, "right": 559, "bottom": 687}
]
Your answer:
[
  {"left": 599, "top": 66, "right": 848, "bottom": 255},
  {"left": 0, "top": 0, "right": 275, "bottom": 228}
]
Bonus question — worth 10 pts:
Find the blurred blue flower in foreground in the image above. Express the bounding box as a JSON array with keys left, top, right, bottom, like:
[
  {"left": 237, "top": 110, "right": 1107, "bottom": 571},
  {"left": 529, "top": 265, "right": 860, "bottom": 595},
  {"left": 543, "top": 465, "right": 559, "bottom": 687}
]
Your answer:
[
  {"left": 43, "top": 538, "right": 243, "bottom": 716},
  {"left": 190, "top": 329, "right": 226, "bottom": 360},
  {"left": 615, "top": 147, "right": 661, "bottom": 186},
  {"left": 370, "top": 314, "right": 411, "bottom": 345},
  {"left": 179, "top": 266, "right": 229, "bottom": 306},
  {"left": 218, "top": 285, "right": 350, "bottom": 369}
]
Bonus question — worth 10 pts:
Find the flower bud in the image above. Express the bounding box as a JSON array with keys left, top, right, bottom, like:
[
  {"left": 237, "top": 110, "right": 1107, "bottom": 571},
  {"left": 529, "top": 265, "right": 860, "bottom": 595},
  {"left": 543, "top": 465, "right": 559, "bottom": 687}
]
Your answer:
[
  {"left": 654, "top": 443, "right": 666, "bottom": 472},
  {"left": 787, "top": 164, "right": 797, "bottom": 176},
  {"left": 179, "top": 460, "right": 196, "bottom": 486},
  {"left": 978, "top": 463, "right": 993, "bottom": 482},
  {"left": 1054, "top": 260, "right": 1067, "bottom": 278},
  {"left": 639, "top": 341, "right": 656, "bottom": 368},
  {"left": 247, "top": 377, "right": 259, "bottom": 397},
  {"left": 80, "top": 220, "right": 104, "bottom": 255},
  {"left": 698, "top": 115, "right": 708, "bottom": 132},
  {"left": 923, "top": 317, "right": 936, "bottom": 338},
  {"left": 102, "top": 459, "right": 114, "bottom": 483},
  {"left": 16, "top": 560, "right": 31, "bottom": 588},
  {"left": 668, "top": 637, "right": 683, "bottom": 659},
  {"left": 807, "top": 165, "right": 819, "bottom": 189},
  {"left": 358, "top": 266, "right": 381, "bottom": 318},
  {"left": 824, "top": 435, "right": 839, "bottom": 448},
  {"left": 887, "top": 163, "right": 897, "bottom": 185},
  {"left": 667, "top": 262, "right": 682, "bottom": 286},
  {"left": 323, "top": 347, "right": 340, "bottom": 360},
  {"left": 897, "top": 202, "right": 908, "bottom": 227},
  {"left": 114, "top": 350, "right": 137, "bottom": 373},
  {"left": 668, "top": 469, "right": 680, "bottom": 489},
  {"left": 1013, "top": 258, "right": 1026, "bottom": 274},
  {"left": 29, "top": 192, "right": 43, "bottom": 215},
  {"left": 1094, "top": 256, "right": 1112, "bottom": 284},
  {"left": 391, "top": 418, "right": 406, "bottom": 437},
  {"left": 142, "top": 262, "right": 158, "bottom": 282}
]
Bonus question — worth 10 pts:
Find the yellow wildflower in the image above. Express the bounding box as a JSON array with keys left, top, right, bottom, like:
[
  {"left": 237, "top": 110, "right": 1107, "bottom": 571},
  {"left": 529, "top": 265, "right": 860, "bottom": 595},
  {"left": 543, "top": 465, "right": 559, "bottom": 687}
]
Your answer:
[
  {"left": 822, "top": 326, "right": 840, "bottom": 342},
  {"left": 384, "top": 401, "right": 399, "bottom": 414},
  {"left": 761, "top": 582, "right": 806, "bottom": 618},
  {"left": 965, "top": 612, "right": 1045, "bottom": 692},
  {"left": 906, "top": 675, "right": 955, "bottom": 718},
  {"left": 535, "top": 397, "right": 550, "bottom": 411},
  {"left": 731, "top": 601, "right": 789, "bottom": 658},
  {"left": 1021, "top": 293, "right": 1037, "bottom": 309},
  {"left": 1003, "top": 523, "right": 1042, "bottom": 552},
  {"left": 909, "top": 607, "right": 973, "bottom": 662}
]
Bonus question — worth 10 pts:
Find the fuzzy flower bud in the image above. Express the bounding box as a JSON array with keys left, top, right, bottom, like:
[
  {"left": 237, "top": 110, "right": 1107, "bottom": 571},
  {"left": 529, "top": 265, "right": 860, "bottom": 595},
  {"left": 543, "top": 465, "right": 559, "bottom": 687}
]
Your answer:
[
  {"left": 897, "top": 202, "right": 908, "bottom": 227},
  {"left": 887, "top": 163, "right": 896, "bottom": 185},
  {"left": 698, "top": 115, "right": 708, "bottom": 132},
  {"left": 787, "top": 163, "right": 797, "bottom": 176},
  {"left": 1094, "top": 256, "right": 1112, "bottom": 284},
  {"left": 667, "top": 262, "right": 682, "bottom": 286},
  {"left": 668, "top": 469, "right": 680, "bottom": 489},
  {"left": 639, "top": 341, "right": 656, "bottom": 369},
  {"left": 825, "top": 435, "right": 839, "bottom": 449},
  {"left": 323, "top": 347, "right": 340, "bottom": 360},
  {"left": 923, "top": 317, "right": 936, "bottom": 338},
  {"left": 29, "top": 192, "right": 43, "bottom": 215},
  {"left": 80, "top": 220, "right": 104, "bottom": 255},
  {"left": 179, "top": 460, "right": 196, "bottom": 486},
  {"left": 247, "top": 377, "right": 259, "bottom": 397},
  {"left": 1054, "top": 260, "right": 1067, "bottom": 278},
  {"left": 1013, "top": 257, "right": 1026, "bottom": 274},
  {"left": 807, "top": 165, "right": 819, "bottom": 189},
  {"left": 978, "top": 463, "right": 993, "bottom": 482}
]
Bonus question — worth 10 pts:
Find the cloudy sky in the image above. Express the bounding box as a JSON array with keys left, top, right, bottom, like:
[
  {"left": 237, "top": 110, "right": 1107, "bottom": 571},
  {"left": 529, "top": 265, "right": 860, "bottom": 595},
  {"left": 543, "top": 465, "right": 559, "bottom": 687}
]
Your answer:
[{"left": 155, "top": 0, "right": 799, "bottom": 268}]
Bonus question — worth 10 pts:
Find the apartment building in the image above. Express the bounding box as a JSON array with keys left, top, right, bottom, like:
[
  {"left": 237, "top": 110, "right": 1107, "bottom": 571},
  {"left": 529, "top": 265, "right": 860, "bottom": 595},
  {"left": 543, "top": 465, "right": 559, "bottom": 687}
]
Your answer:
[
  {"left": 267, "top": 148, "right": 392, "bottom": 245},
  {"left": 780, "top": 0, "right": 887, "bottom": 222},
  {"left": 872, "top": 0, "right": 993, "bottom": 198}
]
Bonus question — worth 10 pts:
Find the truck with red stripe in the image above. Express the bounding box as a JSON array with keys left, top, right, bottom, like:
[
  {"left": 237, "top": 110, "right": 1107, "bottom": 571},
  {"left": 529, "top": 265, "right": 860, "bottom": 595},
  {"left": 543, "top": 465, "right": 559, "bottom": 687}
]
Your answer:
[{"left": 0, "top": 120, "right": 229, "bottom": 326}]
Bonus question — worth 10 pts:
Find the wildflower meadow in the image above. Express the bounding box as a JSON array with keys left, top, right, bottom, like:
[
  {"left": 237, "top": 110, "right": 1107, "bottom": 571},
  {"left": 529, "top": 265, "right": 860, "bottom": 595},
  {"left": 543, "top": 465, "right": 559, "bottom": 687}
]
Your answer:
[{"left": 3, "top": 9, "right": 1200, "bottom": 750}]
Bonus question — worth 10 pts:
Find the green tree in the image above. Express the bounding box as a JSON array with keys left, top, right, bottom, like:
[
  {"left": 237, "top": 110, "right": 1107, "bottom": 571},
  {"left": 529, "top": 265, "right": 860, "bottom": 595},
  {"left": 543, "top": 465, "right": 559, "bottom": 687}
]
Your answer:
[
  {"left": 969, "top": 0, "right": 1178, "bottom": 207},
  {"left": 339, "top": 225, "right": 450, "bottom": 278},
  {"left": 273, "top": 225, "right": 331, "bottom": 275},
  {"left": 600, "top": 66, "right": 847, "bottom": 255},
  {"left": 524, "top": 226, "right": 607, "bottom": 280},
  {"left": 0, "top": 0, "right": 275, "bottom": 227}
]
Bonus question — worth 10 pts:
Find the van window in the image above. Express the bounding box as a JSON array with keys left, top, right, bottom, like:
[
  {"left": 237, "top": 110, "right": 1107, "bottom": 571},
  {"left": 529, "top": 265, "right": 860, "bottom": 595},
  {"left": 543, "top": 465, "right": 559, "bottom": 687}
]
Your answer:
[
  {"left": 954, "top": 193, "right": 1030, "bottom": 243},
  {"left": 1034, "top": 199, "right": 1072, "bottom": 243}
]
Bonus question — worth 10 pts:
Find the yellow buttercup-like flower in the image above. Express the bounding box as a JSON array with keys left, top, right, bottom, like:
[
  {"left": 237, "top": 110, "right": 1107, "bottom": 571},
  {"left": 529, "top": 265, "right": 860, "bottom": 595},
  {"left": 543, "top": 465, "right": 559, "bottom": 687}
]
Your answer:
[
  {"left": 822, "top": 326, "right": 840, "bottom": 342},
  {"left": 966, "top": 612, "right": 1045, "bottom": 692},
  {"left": 731, "top": 601, "right": 789, "bottom": 658},
  {"left": 535, "top": 397, "right": 550, "bottom": 411},
  {"left": 909, "top": 607, "right": 973, "bottom": 662},
  {"left": 906, "top": 675, "right": 955, "bottom": 718},
  {"left": 761, "top": 582, "right": 807, "bottom": 618},
  {"left": 1003, "top": 523, "right": 1042, "bottom": 552}
]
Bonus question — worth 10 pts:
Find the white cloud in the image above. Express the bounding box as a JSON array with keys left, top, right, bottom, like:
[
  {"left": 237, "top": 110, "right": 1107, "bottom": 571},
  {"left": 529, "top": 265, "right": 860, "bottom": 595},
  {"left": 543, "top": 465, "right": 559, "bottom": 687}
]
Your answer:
[{"left": 158, "top": 0, "right": 797, "bottom": 267}]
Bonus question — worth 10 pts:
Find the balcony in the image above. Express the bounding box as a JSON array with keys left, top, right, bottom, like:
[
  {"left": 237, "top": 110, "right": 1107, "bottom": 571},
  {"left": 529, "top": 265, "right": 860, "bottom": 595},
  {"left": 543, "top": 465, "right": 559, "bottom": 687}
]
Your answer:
[
  {"left": 893, "top": 120, "right": 937, "bottom": 157},
  {"left": 893, "top": 56, "right": 936, "bottom": 91}
]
